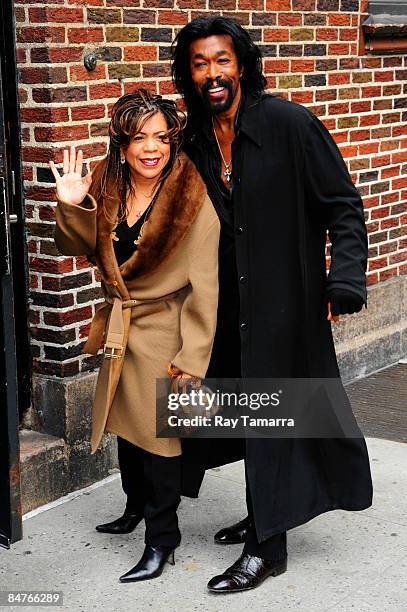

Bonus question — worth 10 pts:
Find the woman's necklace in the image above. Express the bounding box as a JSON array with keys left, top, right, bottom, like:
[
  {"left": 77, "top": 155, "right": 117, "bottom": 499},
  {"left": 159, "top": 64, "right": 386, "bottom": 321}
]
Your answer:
[
  {"left": 127, "top": 184, "right": 157, "bottom": 220},
  {"left": 212, "top": 117, "right": 232, "bottom": 183}
]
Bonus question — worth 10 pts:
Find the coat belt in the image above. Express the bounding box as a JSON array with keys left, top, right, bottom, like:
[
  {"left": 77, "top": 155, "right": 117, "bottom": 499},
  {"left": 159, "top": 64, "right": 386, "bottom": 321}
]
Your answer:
[{"left": 82, "top": 288, "right": 186, "bottom": 359}]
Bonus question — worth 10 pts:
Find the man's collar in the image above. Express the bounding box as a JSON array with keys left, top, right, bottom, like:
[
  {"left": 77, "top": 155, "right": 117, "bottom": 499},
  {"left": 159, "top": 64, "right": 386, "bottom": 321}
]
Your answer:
[
  {"left": 199, "top": 90, "right": 263, "bottom": 147},
  {"left": 238, "top": 91, "right": 263, "bottom": 147}
]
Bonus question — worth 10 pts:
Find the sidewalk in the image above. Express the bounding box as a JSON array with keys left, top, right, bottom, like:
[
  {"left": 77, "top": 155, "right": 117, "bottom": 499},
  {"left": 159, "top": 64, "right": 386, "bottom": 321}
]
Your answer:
[{"left": 1, "top": 436, "right": 406, "bottom": 612}]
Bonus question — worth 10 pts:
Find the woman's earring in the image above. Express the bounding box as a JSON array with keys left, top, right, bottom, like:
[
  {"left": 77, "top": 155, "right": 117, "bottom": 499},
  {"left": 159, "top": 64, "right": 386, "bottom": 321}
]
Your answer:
[{"left": 120, "top": 156, "right": 126, "bottom": 165}]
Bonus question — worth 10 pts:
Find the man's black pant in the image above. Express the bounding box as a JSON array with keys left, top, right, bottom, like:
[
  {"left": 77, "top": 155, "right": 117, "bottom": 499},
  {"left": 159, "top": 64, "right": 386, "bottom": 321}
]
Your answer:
[
  {"left": 243, "top": 461, "right": 287, "bottom": 561},
  {"left": 117, "top": 436, "right": 181, "bottom": 548}
]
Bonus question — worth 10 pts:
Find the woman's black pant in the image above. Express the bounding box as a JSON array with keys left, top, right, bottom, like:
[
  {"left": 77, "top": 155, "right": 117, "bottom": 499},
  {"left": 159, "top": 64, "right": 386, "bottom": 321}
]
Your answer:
[{"left": 117, "top": 436, "right": 181, "bottom": 548}]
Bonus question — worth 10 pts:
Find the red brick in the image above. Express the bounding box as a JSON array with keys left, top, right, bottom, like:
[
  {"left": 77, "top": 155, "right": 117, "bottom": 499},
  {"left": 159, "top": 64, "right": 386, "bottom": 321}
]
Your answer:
[
  {"left": 34, "top": 124, "right": 89, "bottom": 143},
  {"left": 22, "top": 147, "right": 56, "bottom": 163},
  {"left": 379, "top": 267, "right": 398, "bottom": 281},
  {"left": 291, "top": 91, "right": 314, "bottom": 103},
  {"left": 21, "top": 107, "right": 69, "bottom": 123},
  {"left": 370, "top": 154, "right": 391, "bottom": 168},
  {"left": 371, "top": 206, "right": 391, "bottom": 220},
  {"left": 359, "top": 143, "right": 379, "bottom": 155},
  {"left": 23, "top": 167, "right": 34, "bottom": 181},
  {"left": 29, "top": 257, "right": 74, "bottom": 274},
  {"left": 264, "top": 28, "right": 290, "bottom": 42},
  {"left": 31, "top": 47, "right": 84, "bottom": 64},
  {"left": 351, "top": 101, "right": 371, "bottom": 113},
  {"left": 392, "top": 177, "right": 407, "bottom": 190},
  {"left": 392, "top": 124, "right": 407, "bottom": 137},
  {"left": 266, "top": 0, "right": 291, "bottom": 9},
  {"left": 68, "top": 0, "right": 103, "bottom": 5},
  {"left": 28, "top": 7, "right": 84, "bottom": 23},
  {"left": 328, "top": 102, "right": 350, "bottom": 114},
  {"left": 380, "top": 217, "right": 399, "bottom": 230},
  {"left": 19, "top": 66, "right": 67, "bottom": 84},
  {"left": 17, "top": 48, "right": 27, "bottom": 63},
  {"left": 316, "top": 28, "right": 339, "bottom": 42},
  {"left": 328, "top": 44, "right": 350, "bottom": 55},
  {"left": 340, "top": 145, "right": 358, "bottom": 158},
  {"left": 239, "top": 0, "right": 263, "bottom": 8},
  {"left": 389, "top": 251, "right": 407, "bottom": 265},
  {"left": 68, "top": 28, "right": 104, "bottom": 43},
  {"left": 25, "top": 186, "right": 57, "bottom": 201},
  {"left": 291, "top": 59, "right": 316, "bottom": 73},
  {"left": 158, "top": 10, "right": 188, "bottom": 24},
  {"left": 75, "top": 255, "right": 93, "bottom": 270},
  {"left": 359, "top": 114, "right": 380, "bottom": 127},
  {"left": 158, "top": 80, "right": 177, "bottom": 95},
  {"left": 123, "top": 81, "right": 157, "bottom": 95},
  {"left": 339, "top": 28, "right": 358, "bottom": 41},
  {"left": 278, "top": 13, "right": 302, "bottom": 26},
  {"left": 44, "top": 306, "right": 93, "bottom": 327},
  {"left": 17, "top": 26, "right": 65, "bottom": 43},
  {"left": 71, "top": 105, "right": 106, "bottom": 121},
  {"left": 349, "top": 129, "right": 371, "bottom": 142},
  {"left": 374, "top": 71, "right": 395, "bottom": 82},
  {"left": 328, "top": 72, "right": 350, "bottom": 85},
  {"left": 89, "top": 82, "right": 122, "bottom": 100},
  {"left": 392, "top": 151, "right": 407, "bottom": 164},
  {"left": 265, "top": 59, "right": 290, "bottom": 73},
  {"left": 369, "top": 256, "right": 388, "bottom": 270},
  {"left": 208, "top": 0, "right": 236, "bottom": 7},
  {"left": 70, "top": 64, "right": 107, "bottom": 82},
  {"left": 123, "top": 46, "right": 157, "bottom": 61}
]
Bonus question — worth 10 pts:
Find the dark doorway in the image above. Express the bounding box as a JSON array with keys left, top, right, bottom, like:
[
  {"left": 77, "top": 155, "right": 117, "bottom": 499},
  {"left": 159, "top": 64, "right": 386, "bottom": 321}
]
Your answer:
[{"left": 0, "top": 0, "right": 31, "bottom": 548}]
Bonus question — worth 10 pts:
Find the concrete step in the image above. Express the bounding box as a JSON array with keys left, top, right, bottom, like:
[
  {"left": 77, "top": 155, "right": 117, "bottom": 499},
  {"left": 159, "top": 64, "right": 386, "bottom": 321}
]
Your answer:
[
  {"left": 19, "top": 429, "right": 68, "bottom": 514},
  {"left": 19, "top": 428, "right": 117, "bottom": 514}
]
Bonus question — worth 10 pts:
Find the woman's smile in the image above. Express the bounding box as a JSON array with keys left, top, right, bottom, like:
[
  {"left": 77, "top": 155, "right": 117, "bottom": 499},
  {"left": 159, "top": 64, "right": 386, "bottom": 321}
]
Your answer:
[{"left": 139, "top": 157, "right": 161, "bottom": 167}]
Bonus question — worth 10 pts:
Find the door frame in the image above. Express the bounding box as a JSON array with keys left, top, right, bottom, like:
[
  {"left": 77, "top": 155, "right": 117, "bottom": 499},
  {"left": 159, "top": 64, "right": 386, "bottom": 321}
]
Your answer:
[{"left": 0, "top": 0, "right": 30, "bottom": 548}]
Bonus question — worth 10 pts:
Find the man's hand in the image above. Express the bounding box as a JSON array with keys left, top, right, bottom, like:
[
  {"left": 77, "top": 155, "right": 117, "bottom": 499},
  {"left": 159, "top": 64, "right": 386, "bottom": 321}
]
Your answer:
[{"left": 326, "top": 288, "right": 364, "bottom": 321}]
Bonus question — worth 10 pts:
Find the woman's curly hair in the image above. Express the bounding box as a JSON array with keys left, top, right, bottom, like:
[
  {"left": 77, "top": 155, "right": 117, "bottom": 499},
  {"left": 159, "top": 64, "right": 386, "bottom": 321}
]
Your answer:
[
  {"left": 171, "top": 16, "right": 267, "bottom": 120},
  {"left": 97, "top": 88, "right": 186, "bottom": 223}
]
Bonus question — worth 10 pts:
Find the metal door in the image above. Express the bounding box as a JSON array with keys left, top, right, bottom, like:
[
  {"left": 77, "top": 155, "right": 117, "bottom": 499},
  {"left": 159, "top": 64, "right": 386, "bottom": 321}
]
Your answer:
[{"left": 0, "top": 0, "right": 31, "bottom": 548}]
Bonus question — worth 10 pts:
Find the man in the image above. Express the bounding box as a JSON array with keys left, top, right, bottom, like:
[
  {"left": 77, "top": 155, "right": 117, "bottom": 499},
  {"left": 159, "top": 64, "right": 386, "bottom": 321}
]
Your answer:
[{"left": 171, "top": 16, "right": 373, "bottom": 594}]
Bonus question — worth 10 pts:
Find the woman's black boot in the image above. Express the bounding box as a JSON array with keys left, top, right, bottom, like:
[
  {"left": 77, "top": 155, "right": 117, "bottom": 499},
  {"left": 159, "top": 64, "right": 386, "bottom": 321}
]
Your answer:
[
  {"left": 95, "top": 511, "right": 143, "bottom": 534},
  {"left": 119, "top": 545, "right": 176, "bottom": 583}
]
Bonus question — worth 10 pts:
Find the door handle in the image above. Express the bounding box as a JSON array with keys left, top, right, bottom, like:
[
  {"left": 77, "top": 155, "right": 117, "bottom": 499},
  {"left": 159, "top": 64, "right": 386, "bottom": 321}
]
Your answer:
[{"left": 0, "top": 176, "right": 11, "bottom": 276}]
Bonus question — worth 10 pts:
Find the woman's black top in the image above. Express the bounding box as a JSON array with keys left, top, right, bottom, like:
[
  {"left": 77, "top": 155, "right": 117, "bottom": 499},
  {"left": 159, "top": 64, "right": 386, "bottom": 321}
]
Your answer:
[{"left": 112, "top": 209, "right": 148, "bottom": 266}]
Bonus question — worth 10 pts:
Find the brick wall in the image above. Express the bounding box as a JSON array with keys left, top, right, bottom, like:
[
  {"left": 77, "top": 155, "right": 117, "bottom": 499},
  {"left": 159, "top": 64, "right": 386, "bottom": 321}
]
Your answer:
[{"left": 14, "top": 0, "right": 407, "bottom": 378}]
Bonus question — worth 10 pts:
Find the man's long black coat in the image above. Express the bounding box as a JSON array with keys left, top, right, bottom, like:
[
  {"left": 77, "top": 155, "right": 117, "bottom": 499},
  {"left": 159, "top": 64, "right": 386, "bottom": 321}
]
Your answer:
[{"left": 180, "top": 92, "right": 373, "bottom": 542}]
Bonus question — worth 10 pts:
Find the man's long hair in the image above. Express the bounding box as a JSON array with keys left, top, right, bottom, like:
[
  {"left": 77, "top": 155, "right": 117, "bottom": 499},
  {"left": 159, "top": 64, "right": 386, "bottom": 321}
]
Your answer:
[{"left": 171, "top": 16, "right": 266, "bottom": 121}]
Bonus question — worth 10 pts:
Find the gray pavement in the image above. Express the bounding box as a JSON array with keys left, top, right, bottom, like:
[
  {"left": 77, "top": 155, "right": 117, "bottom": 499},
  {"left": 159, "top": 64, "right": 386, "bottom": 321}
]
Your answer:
[{"left": 1, "top": 436, "right": 406, "bottom": 612}]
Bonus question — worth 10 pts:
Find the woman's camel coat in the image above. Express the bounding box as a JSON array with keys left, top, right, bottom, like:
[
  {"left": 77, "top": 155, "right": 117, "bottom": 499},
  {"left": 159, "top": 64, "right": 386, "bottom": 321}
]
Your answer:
[{"left": 54, "top": 152, "right": 220, "bottom": 457}]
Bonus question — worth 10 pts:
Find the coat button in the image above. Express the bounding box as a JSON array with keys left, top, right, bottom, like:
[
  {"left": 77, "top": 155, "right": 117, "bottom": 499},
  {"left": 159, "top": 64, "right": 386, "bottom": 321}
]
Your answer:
[
  {"left": 239, "top": 275, "right": 247, "bottom": 284},
  {"left": 236, "top": 226, "right": 244, "bottom": 235},
  {"left": 240, "top": 322, "right": 248, "bottom": 331}
]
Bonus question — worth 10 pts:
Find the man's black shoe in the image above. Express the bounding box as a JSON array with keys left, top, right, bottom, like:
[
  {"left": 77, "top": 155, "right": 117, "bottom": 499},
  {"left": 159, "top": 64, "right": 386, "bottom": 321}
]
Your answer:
[
  {"left": 95, "top": 511, "right": 143, "bottom": 534},
  {"left": 207, "top": 553, "right": 287, "bottom": 593},
  {"left": 214, "top": 516, "right": 251, "bottom": 545}
]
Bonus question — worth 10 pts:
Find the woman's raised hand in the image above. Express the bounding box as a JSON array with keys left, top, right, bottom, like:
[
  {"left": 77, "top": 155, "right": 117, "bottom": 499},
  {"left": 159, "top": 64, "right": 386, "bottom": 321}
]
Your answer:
[{"left": 49, "top": 145, "right": 93, "bottom": 206}]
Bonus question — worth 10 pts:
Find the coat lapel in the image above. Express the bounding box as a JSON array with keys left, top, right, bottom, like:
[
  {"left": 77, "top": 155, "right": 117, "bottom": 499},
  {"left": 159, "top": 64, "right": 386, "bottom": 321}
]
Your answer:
[{"left": 89, "top": 152, "right": 207, "bottom": 291}]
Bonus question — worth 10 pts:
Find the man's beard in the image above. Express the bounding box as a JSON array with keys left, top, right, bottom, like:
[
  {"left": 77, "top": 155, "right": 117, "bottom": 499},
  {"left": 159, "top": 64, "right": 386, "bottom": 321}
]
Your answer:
[{"left": 199, "top": 78, "right": 235, "bottom": 115}]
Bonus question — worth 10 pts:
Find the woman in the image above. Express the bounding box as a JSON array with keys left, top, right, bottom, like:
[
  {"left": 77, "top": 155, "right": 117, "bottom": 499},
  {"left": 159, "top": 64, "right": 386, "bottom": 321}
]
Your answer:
[{"left": 50, "top": 89, "right": 220, "bottom": 582}]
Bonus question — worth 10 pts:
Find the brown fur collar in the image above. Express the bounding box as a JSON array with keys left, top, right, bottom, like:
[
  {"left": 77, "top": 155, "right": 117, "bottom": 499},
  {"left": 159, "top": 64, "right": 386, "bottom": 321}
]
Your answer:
[{"left": 88, "top": 152, "right": 207, "bottom": 296}]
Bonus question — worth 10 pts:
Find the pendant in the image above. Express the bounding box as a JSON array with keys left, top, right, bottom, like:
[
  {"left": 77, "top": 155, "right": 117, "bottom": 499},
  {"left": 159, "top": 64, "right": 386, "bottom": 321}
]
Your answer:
[{"left": 224, "top": 167, "right": 232, "bottom": 182}]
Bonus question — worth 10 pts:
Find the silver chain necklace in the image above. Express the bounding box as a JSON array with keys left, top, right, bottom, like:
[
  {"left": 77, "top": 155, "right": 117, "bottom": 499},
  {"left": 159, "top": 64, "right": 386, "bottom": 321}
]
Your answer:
[{"left": 212, "top": 117, "right": 232, "bottom": 182}]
